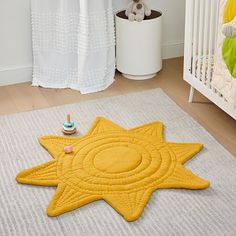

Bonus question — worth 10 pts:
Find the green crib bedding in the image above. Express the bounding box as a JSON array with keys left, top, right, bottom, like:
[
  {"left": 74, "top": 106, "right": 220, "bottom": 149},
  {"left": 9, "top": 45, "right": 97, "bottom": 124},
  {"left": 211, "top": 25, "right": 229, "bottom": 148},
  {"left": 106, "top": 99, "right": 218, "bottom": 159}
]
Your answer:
[
  {"left": 211, "top": 0, "right": 236, "bottom": 107},
  {"left": 222, "top": 38, "right": 236, "bottom": 79}
]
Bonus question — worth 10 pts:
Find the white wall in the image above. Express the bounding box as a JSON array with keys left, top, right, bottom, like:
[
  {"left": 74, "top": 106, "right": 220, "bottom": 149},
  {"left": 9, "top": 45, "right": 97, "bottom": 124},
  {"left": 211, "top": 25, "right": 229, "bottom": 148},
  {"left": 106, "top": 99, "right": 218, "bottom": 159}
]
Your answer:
[
  {"left": 0, "top": 0, "right": 32, "bottom": 86},
  {"left": 0, "top": 0, "right": 185, "bottom": 86}
]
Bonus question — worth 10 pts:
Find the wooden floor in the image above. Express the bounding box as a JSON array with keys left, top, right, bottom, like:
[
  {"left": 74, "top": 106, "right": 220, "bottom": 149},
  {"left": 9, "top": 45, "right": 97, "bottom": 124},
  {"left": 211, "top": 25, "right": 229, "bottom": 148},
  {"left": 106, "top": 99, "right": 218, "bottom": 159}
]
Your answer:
[{"left": 0, "top": 58, "right": 235, "bottom": 156}]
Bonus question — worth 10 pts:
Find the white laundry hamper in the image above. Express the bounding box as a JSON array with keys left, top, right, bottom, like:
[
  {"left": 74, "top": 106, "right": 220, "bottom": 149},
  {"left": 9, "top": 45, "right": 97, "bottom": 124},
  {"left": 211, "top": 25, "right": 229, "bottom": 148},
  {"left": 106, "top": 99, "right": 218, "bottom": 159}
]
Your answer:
[{"left": 115, "top": 10, "right": 162, "bottom": 80}]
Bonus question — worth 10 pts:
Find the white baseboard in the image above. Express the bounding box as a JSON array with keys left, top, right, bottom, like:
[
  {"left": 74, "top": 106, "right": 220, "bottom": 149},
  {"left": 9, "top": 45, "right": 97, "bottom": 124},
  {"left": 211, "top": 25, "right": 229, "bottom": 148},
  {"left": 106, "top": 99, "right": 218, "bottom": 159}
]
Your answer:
[
  {"left": 0, "top": 66, "right": 32, "bottom": 86},
  {"left": 162, "top": 42, "right": 184, "bottom": 59},
  {"left": 0, "top": 43, "right": 183, "bottom": 87}
]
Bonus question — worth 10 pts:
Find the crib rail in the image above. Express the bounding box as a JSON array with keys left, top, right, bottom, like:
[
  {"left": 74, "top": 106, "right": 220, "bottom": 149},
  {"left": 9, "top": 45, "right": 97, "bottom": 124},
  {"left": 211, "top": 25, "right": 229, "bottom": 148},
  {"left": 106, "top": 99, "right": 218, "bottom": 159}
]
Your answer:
[
  {"left": 184, "top": 0, "right": 219, "bottom": 86},
  {"left": 184, "top": 0, "right": 236, "bottom": 119}
]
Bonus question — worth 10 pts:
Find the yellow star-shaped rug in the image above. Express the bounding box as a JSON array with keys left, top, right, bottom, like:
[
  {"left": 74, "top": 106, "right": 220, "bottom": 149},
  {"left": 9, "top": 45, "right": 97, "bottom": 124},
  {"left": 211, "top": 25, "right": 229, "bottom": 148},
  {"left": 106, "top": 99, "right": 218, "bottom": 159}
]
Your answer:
[{"left": 16, "top": 117, "right": 210, "bottom": 221}]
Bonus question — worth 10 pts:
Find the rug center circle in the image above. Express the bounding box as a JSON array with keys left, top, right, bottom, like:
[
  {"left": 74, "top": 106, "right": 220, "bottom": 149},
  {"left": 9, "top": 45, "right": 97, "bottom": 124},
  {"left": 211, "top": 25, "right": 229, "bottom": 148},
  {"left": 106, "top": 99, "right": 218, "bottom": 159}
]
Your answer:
[{"left": 94, "top": 146, "right": 142, "bottom": 173}]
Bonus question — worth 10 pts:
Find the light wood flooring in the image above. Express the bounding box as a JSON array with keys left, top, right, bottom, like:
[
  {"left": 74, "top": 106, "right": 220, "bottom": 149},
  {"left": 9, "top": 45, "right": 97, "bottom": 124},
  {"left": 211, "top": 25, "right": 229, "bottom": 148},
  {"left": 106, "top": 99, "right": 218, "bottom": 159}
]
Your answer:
[{"left": 0, "top": 58, "right": 235, "bottom": 156}]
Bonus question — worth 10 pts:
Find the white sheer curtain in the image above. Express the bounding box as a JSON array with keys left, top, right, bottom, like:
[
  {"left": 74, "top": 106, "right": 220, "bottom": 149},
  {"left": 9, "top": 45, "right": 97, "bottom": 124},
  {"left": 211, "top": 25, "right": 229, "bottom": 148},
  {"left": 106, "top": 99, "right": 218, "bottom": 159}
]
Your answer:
[{"left": 31, "top": 0, "right": 115, "bottom": 94}]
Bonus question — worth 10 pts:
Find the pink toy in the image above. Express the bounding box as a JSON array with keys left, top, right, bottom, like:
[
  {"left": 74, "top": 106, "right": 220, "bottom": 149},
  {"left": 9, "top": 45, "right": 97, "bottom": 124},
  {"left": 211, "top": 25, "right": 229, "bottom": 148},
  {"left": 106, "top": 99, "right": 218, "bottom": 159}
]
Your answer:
[{"left": 64, "top": 146, "right": 73, "bottom": 154}]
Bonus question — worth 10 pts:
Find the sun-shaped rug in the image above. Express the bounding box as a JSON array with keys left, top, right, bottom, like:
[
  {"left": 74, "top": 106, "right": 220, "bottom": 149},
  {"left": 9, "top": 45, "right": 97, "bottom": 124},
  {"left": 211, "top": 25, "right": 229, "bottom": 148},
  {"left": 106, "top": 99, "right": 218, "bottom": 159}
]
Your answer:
[{"left": 16, "top": 117, "right": 210, "bottom": 221}]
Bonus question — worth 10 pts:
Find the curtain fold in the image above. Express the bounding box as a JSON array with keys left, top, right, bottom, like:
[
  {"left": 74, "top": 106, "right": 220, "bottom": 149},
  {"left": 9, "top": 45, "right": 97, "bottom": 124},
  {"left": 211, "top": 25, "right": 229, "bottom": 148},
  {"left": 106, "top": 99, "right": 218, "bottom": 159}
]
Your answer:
[{"left": 31, "top": 0, "right": 115, "bottom": 94}]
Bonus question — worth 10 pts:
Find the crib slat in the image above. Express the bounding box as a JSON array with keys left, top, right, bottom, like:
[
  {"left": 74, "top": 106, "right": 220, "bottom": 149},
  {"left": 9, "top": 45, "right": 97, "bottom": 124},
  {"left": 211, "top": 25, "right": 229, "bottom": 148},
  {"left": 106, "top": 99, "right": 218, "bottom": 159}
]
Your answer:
[
  {"left": 192, "top": 0, "right": 199, "bottom": 78},
  {"left": 207, "top": 0, "right": 215, "bottom": 88},
  {"left": 184, "top": 0, "right": 194, "bottom": 76},
  {"left": 206, "top": 0, "right": 223, "bottom": 93},
  {"left": 214, "top": 0, "right": 221, "bottom": 96},
  {"left": 197, "top": 0, "right": 204, "bottom": 81},
  {"left": 202, "top": 0, "right": 210, "bottom": 85},
  {"left": 214, "top": 0, "right": 220, "bottom": 52}
]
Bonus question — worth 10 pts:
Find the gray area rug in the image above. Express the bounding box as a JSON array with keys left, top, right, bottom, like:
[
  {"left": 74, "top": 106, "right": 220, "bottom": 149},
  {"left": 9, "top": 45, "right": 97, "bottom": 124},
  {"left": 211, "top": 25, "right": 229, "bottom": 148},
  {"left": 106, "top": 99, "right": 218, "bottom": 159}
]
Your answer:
[{"left": 0, "top": 89, "right": 235, "bottom": 236}]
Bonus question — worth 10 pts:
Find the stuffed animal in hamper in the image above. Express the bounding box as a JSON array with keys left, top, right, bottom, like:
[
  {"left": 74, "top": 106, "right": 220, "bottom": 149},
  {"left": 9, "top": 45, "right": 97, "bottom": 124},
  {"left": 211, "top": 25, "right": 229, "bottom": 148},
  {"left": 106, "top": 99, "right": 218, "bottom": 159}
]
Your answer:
[{"left": 125, "top": 0, "right": 151, "bottom": 22}]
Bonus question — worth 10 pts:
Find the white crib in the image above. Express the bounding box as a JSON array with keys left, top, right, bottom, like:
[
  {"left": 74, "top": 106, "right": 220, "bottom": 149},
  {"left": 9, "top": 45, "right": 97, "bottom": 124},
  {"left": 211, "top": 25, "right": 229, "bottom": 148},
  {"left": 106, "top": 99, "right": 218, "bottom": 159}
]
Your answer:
[{"left": 183, "top": 0, "right": 236, "bottom": 120}]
